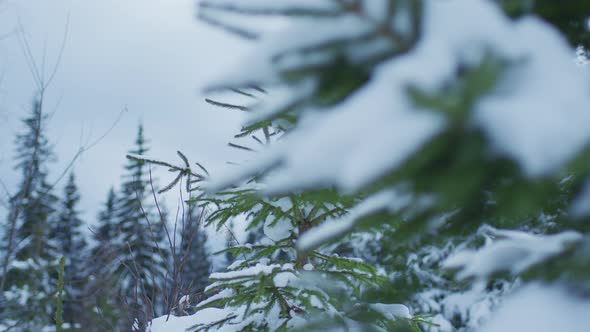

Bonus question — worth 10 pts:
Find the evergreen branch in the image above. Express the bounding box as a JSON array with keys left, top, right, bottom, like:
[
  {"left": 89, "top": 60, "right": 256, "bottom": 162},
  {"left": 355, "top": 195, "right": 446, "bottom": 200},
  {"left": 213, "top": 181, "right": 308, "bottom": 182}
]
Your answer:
[
  {"left": 126, "top": 153, "right": 207, "bottom": 193},
  {"left": 177, "top": 150, "right": 190, "bottom": 168},
  {"left": 230, "top": 88, "right": 256, "bottom": 98},
  {"left": 308, "top": 207, "right": 346, "bottom": 226},
  {"left": 159, "top": 172, "right": 184, "bottom": 194},
  {"left": 228, "top": 142, "right": 256, "bottom": 152},
  {"left": 249, "top": 85, "right": 267, "bottom": 94},
  {"left": 289, "top": 195, "right": 306, "bottom": 222},
  {"left": 251, "top": 135, "right": 264, "bottom": 145},
  {"left": 205, "top": 98, "right": 250, "bottom": 111},
  {"left": 127, "top": 154, "right": 178, "bottom": 170},
  {"left": 306, "top": 204, "right": 322, "bottom": 221},
  {"left": 234, "top": 119, "right": 281, "bottom": 139},
  {"left": 195, "top": 162, "right": 210, "bottom": 176}
]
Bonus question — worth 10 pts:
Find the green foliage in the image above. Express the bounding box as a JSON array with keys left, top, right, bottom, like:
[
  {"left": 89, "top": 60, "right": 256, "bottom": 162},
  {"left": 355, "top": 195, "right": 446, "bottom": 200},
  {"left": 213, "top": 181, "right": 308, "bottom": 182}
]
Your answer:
[
  {"left": 1, "top": 98, "right": 61, "bottom": 330},
  {"left": 139, "top": 123, "right": 422, "bottom": 331}
]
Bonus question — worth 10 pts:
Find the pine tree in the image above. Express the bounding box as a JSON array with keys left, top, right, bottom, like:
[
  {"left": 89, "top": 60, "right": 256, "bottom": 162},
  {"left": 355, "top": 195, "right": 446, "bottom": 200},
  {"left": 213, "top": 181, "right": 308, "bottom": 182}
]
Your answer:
[
  {"left": 115, "top": 125, "right": 169, "bottom": 329},
  {"left": 50, "top": 172, "right": 88, "bottom": 328},
  {"left": 95, "top": 187, "right": 118, "bottom": 246},
  {"left": 11, "top": 100, "right": 58, "bottom": 262},
  {"left": 142, "top": 125, "right": 401, "bottom": 330},
  {"left": 0, "top": 99, "right": 59, "bottom": 329}
]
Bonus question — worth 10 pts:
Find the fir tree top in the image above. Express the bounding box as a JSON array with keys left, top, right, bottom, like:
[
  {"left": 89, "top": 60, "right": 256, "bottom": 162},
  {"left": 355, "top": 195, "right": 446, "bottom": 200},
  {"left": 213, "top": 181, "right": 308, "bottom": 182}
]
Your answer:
[
  {"left": 95, "top": 187, "right": 118, "bottom": 243},
  {"left": 51, "top": 172, "right": 87, "bottom": 257},
  {"left": 12, "top": 98, "right": 55, "bottom": 197}
]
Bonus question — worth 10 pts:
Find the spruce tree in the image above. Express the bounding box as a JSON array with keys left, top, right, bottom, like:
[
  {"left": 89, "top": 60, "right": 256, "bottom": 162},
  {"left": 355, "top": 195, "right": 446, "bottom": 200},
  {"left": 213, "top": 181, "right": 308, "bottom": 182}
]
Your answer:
[
  {"left": 0, "top": 99, "right": 59, "bottom": 330},
  {"left": 115, "top": 125, "right": 169, "bottom": 329},
  {"left": 95, "top": 187, "right": 118, "bottom": 245},
  {"left": 10, "top": 100, "right": 58, "bottom": 262},
  {"left": 50, "top": 172, "right": 88, "bottom": 328},
  {"left": 143, "top": 131, "right": 400, "bottom": 331}
]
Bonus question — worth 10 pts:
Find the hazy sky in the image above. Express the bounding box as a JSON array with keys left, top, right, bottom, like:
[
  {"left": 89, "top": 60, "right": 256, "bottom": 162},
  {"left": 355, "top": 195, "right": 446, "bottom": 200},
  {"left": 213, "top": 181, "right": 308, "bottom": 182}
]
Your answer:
[
  {"left": 0, "top": 0, "right": 254, "bottom": 213},
  {"left": 0, "top": 0, "right": 258, "bottom": 249}
]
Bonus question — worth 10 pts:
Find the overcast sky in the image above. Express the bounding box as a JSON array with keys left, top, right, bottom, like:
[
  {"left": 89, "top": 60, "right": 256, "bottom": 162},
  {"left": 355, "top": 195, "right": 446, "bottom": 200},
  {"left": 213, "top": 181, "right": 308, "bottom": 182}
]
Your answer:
[{"left": 0, "top": 0, "right": 255, "bottom": 246}]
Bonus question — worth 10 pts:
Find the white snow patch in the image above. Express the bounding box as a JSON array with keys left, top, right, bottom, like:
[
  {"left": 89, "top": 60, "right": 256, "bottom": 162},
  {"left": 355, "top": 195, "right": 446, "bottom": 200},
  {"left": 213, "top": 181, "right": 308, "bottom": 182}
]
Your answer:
[
  {"left": 263, "top": 217, "right": 294, "bottom": 241},
  {"left": 474, "top": 17, "right": 590, "bottom": 176},
  {"left": 208, "top": 262, "right": 281, "bottom": 283},
  {"left": 298, "top": 190, "right": 405, "bottom": 250},
  {"left": 273, "top": 271, "right": 297, "bottom": 288},
  {"left": 443, "top": 227, "right": 582, "bottom": 279},
  {"left": 150, "top": 308, "right": 233, "bottom": 332},
  {"left": 370, "top": 303, "right": 411, "bottom": 320},
  {"left": 481, "top": 284, "right": 590, "bottom": 332}
]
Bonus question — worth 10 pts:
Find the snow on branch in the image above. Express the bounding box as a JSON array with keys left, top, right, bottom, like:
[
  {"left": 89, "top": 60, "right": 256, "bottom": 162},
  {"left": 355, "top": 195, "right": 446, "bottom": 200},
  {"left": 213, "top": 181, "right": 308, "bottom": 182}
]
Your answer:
[
  {"left": 443, "top": 226, "right": 582, "bottom": 280},
  {"left": 212, "top": 0, "right": 590, "bottom": 194}
]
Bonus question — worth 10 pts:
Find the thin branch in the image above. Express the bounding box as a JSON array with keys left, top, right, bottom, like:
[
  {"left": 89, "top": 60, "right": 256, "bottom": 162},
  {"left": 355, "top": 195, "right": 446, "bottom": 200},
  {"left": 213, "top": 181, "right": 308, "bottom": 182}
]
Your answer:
[
  {"left": 49, "top": 106, "right": 127, "bottom": 190},
  {"left": 44, "top": 13, "right": 70, "bottom": 91}
]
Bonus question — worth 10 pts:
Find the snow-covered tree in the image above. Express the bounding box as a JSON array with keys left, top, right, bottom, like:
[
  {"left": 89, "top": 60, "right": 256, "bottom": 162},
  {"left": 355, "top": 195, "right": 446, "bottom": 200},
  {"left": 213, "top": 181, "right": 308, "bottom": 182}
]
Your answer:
[
  {"left": 145, "top": 127, "right": 420, "bottom": 331},
  {"left": 0, "top": 99, "right": 60, "bottom": 330},
  {"left": 149, "top": 1, "right": 590, "bottom": 332}
]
